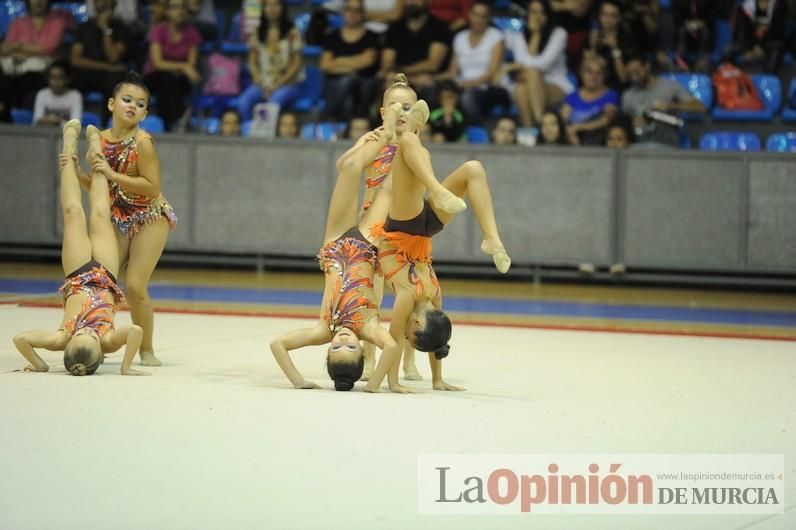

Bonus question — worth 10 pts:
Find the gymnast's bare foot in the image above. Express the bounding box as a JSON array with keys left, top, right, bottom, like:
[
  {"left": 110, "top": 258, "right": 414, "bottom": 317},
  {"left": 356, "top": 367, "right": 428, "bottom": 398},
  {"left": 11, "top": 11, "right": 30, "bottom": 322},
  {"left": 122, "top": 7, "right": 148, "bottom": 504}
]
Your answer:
[
  {"left": 403, "top": 365, "right": 423, "bottom": 381},
  {"left": 481, "top": 239, "right": 511, "bottom": 274},
  {"left": 407, "top": 99, "right": 429, "bottom": 132},
  {"left": 383, "top": 102, "right": 401, "bottom": 142},
  {"left": 139, "top": 351, "right": 161, "bottom": 366},
  {"left": 431, "top": 189, "right": 467, "bottom": 215},
  {"left": 62, "top": 119, "right": 81, "bottom": 156},
  {"left": 85, "top": 124, "right": 102, "bottom": 159}
]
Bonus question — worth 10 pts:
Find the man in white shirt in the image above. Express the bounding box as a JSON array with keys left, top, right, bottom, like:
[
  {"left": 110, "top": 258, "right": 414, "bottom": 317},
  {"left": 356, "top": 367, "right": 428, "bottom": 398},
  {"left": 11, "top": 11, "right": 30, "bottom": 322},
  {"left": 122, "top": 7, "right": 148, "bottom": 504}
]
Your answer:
[{"left": 33, "top": 60, "right": 83, "bottom": 127}]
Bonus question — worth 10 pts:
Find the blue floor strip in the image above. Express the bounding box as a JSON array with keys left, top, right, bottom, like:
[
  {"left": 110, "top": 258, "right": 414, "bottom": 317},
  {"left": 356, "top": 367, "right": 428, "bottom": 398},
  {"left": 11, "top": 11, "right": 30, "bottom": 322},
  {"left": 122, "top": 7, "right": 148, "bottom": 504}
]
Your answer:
[{"left": 2, "top": 278, "right": 795, "bottom": 327}]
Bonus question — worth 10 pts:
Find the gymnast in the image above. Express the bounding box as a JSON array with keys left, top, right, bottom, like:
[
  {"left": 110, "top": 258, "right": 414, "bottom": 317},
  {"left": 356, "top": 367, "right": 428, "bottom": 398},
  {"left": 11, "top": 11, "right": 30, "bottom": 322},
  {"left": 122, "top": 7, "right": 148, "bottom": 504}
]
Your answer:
[
  {"left": 84, "top": 72, "right": 177, "bottom": 367},
  {"left": 372, "top": 75, "right": 512, "bottom": 391},
  {"left": 269, "top": 112, "right": 417, "bottom": 393},
  {"left": 12, "top": 120, "right": 147, "bottom": 376}
]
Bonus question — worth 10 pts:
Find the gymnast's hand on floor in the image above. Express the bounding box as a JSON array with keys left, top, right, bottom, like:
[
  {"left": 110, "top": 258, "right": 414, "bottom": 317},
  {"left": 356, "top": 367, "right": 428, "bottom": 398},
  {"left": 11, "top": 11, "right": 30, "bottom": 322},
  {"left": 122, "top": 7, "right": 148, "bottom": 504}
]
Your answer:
[
  {"left": 23, "top": 363, "right": 49, "bottom": 373},
  {"left": 121, "top": 367, "right": 151, "bottom": 376},
  {"left": 389, "top": 383, "right": 422, "bottom": 394},
  {"left": 433, "top": 380, "right": 465, "bottom": 392},
  {"left": 294, "top": 380, "right": 321, "bottom": 389}
]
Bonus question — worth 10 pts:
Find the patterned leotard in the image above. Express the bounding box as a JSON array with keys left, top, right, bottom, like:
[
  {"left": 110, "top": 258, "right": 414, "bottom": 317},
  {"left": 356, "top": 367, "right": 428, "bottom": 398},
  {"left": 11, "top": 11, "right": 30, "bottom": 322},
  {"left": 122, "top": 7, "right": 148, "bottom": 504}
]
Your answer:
[
  {"left": 317, "top": 227, "right": 379, "bottom": 335},
  {"left": 59, "top": 261, "right": 125, "bottom": 338},
  {"left": 102, "top": 131, "right": 178, "bottom": 237},
  {"left": 361, "top": 144, "right": 397, "bottom": 211}
]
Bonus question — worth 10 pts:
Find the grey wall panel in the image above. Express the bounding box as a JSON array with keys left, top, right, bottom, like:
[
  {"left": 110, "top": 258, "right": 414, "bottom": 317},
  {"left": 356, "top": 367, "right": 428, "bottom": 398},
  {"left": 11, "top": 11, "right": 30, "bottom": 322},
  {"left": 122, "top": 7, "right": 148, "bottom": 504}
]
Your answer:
[
  {"left": 479, "top": 148, "right": 615, "bottom": 263},
  {"left": 748, "top": 160, "right": 796, "bottom": 270},
  {"left": 194, "top": 141, "right": 332, "bottom": 253},
  {"left": 624, "top": 155, "right": 744, "bottom": 268},
  {"left": 0, "top": 134, "right": 58, "bottom": 243},
  {"left": 155, "top": 138, "right": 193, "bottom": 249}
]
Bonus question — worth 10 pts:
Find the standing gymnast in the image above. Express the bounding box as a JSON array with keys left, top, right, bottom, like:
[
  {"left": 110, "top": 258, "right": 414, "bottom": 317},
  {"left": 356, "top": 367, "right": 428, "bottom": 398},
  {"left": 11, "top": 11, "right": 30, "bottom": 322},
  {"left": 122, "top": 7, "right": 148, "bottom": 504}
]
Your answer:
[
  {"left": 12, "top": 120, "right": 147, "bottom": 376},
  {"left": 373, "top": 74, "right": 511, "bottom": 391},
  {"left": 86, "top": 72, "right": 177, "bottom": 367},
  {"left": 269, "top": 115, "right": 417, "bottom": 393}
]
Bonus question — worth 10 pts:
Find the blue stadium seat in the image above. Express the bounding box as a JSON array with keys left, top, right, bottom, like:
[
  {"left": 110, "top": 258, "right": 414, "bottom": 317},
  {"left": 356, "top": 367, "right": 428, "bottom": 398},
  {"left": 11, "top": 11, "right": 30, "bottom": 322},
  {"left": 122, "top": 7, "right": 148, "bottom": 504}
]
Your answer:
[
  {"left": 241, "top": 119, "right": 252, "bottom": 136},
  {"left": 10, "top": 107, "right": 32, "bottom": 124},
  {"left": 712, "top": 74, "right": 782, "bottom": 121},
  {"left": 699, "top": 132, "right": 760, "bottom": 152},
  {"left": 84, "top": 91, "right": 104, "bottom": 104},
  {"left": 291, "top": 66, "right": 323, "bottom": 113},
  {"left": 203, "top": 116, "right": 221, "bottom": 134},
  {"left": 222, "top": 12, "right": 248, "bottom": 54},
  {"left": 711, "top": 19, "right": 732, "bottom": 64},
  {"left": 466, "top": 126, "right": 490, "bottom": 144},
  {"left": 81, "top": 111, "right": 101, "bottom": 128},
  {"left": 51, "top": 2, "right": 88, "bottom": 24},
  {"left": 301, "top": 122, "right": 346, "bottom": 141},
  {"left": 766, "top": 133, "right": 796, "bottom": 153},
  {"left": 661, "top": 73, "right": 712, "bottom": 120},
  {"left": 493, "top": 16, "right": 523, "bottom": 33},
  {"left": 781, "top": 79, "right": 796, "bottom": 122},
  {"left": 0, "top": 0, "right": 25, "bottom": 36},
  {"left": 140, "top": 115, "right": 165, "bottom": 134}
]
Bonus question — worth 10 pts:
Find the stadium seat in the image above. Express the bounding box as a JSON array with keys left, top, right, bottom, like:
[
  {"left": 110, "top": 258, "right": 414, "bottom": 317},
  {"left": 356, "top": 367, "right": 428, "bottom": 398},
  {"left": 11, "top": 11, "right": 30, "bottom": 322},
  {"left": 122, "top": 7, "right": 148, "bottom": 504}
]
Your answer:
[
  {"left": 712, "top": 74, "right": 782, "bottom": 121},
  {"left": 493, "top": 16, "right": 523, "bottom": 33},
  {"left": 765, "top": 132, "right": 796, "bottom": 153},
  {"left": 10, "top": 107, "right": 32, "bottom": 124},
  {"left": 781, "top": 79, "right": 796, "bottom": 122},
  {"left": 241, "top": 119, "right": 252, "bottom": 136},
  {"left": 0, "top": 0, "right": 25, "bottom": 36},
  {"left": 81, "top": 111, "right": 101, "bottom": 128},
  {"left": 301, "top": 122, "right": 346, "bottom": 141},
  {"left": 466, "top": 126, "right": 490, "bottom": 144},
  {"left": 711, "top": 19, "right": 732, "bottom": 64},
  {"left": 699, "top": 132, "right": 760, "bottom": 152},
  {"left": 51, "top": 2, "right": 88, "bottom": 24},
  {"left": 140, "top": 115, "right": 165, "bottom": 134},
  {"left": 84, "top": 91, "right": 104, "bottom": 105},
  {"left": 661, "top": 73, "right": 712, "bottom": 120},
  {"left": 291, "top": 65, "right": 324, "bottom": 113},
  {"left": 221, "top": 12, "right": 248, "bottom": 54}
]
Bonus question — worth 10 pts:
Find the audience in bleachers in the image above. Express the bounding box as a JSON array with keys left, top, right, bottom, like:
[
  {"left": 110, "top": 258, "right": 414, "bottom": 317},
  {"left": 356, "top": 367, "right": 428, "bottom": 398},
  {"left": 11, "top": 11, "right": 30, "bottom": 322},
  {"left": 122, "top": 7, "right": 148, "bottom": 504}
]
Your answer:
[
  {"left": 379, "top": 0, "right": 450, "bottom": 101},
  {"left": 33, "top": 59, "right": 81, "bottom": 125},
  {"left": 621, "top": 52, "right": 706, "bottom": 147},
  {"left": 560, "top": 55, "right": 618, "bottom": 145},
  {"left": 0, "top": 0, "right": 793, "bottom": 150},
  {"left": 536, "top": 108, "right": 571, "bottom": 144},
  {"left": 70, "top": 0, "right": 133, "bottom": 123},
  {"left": 319, "top": 0, "right": 379, "bottom": 121},
  {"left": 144, "top": 0, "right": 202, "bottom": 131},
  {"left": 239, "top": 0, "right": 305, "bottom": 122},
  {"left": 439, "top": 0, "right": 509, "bottom": 125},
  {"left": 0, "top": 0, "right": 72, "bottom": 111},
  {"left": 491, "top": 116, "right": 518, "bottom": 145},
  {"left": 344, "top": 115, "right": 370, "bottom": 139},
  {"left": 504, "top": 0, "right": 572, "bottom": 127}
]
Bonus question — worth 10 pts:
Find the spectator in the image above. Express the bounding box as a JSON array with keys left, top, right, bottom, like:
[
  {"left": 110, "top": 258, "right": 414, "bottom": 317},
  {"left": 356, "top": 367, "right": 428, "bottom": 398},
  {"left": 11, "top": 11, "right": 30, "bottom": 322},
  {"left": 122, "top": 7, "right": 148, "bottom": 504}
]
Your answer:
[
  {"left": 86, "top": 0, "right": 139, "bottom": 26},
  {"left": 379, "top": 0, "right": 451, "bottom": 101},
  {"left": 429, "top": 0, "right": 471, "bottom": 32},
  {"left": 186, "top": 0, "right": 218, "bottom": 42},
  {"left": 586, "top": 0, "right": 632, "bottom": 90},
  {"left": 550, "top": 0, "right": 593, "bottom": 61},
  {"left": 144, "top": 0, "right": 202, "bottom": 131},
  {"left": 320, "top": 0, "right": 380, "bottom": 121},
  {"left": 439, "top": 0, "right": 509, "bottom": 125},
  {"left": 672, "top": 0, "right": 731, "bottom": 72},
  {"left": 363, "top": 0, "right": 405, "bottom": 33},
  {"left": 33, "top": 60, "right": 82, "bottom": 126},
  {"left": 620, "top": 0, "right": 663, "bottom": 60},
  {"left": 277, "top": 110, "right": 299, "bottom": 138},
  {"left": 621, "top": 53, "right": 705, "bottom": 147},
  {"left": 504, "top": 0, "right": 573, "bottom": 128},
  {"left": 560, "top": 55, "right": 618, "bottom": 145},
  {"left": 70, "top": 0, "right": 133, "bottom": 123},
  {"left": 605, "top": 114, "right": 635, "bottom": 148},
  {"left": 418, "top": 120, "right": 433, "bottom": 142},
  {"left": 491, "top": 116, "right": 517, "bottom": 145},
  {"left": 0, "top": 0, "right": 72, "bottom": 112},
  {"left": 219, "top": 109, "right": 242, "bottom": 136},
  {"left": 429, "top": 80, "right": 465, "bottom": 142},
  {"left": 725, "top": 0, "right": 791, "bottom": 74},
  {"left": 537, "top": 109, "right": 570, "bottom": 145},
  {"left": 238, "top": 0, "right": 305, "bottom": 122},
  {"left": 345, "top": 115, "right": 371, "bottom": 139}
]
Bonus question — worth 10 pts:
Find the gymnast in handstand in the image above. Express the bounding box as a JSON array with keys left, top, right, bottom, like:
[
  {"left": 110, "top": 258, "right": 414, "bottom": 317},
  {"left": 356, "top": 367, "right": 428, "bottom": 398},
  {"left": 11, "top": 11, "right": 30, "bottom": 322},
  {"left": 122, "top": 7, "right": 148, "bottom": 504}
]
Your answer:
[
  {"left": 372, "top": 74, "right": 512, "bottom": 391},
  {"left": 12, "top": 120, "right": 147, "bottom": 376},
  {"left": 269, "top": 115, "right": 417, "bottom": 393}
]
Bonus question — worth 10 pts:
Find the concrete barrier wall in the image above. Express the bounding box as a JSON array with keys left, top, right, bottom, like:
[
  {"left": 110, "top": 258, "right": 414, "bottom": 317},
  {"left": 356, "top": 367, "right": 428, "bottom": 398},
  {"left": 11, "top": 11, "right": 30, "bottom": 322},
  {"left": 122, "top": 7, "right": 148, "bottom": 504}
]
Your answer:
[{"left": 1, "top": 126, "right": 793, "bottom": 273}]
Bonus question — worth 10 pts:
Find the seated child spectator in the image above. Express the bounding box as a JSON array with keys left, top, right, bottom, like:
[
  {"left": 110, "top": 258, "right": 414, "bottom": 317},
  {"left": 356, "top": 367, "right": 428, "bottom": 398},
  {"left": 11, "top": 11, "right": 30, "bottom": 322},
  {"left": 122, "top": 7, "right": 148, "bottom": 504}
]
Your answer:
[
  {"left": 491, "top": 116, "right": 518, "bottom": 145},
  {"left": 33, "top": 60, "right": 82, "bottom": 127},
  {"left": 537, "top": 109, "right": 571, "bottom": 145},
  {"left": 219, "top": 109, "right": 242, "bottom": 136},
  {"left": 429, "top": 80, "right": 465, "bottom": 142},
  {"left": 277, "top": 110, "right": 300, "bottom": 138}
]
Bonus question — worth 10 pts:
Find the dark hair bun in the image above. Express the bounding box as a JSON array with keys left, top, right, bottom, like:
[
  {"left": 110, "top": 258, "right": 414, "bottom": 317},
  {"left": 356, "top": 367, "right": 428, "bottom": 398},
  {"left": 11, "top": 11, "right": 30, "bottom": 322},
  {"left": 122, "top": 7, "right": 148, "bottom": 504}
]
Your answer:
[
  {"left": 69, "top": 363, "right": 87, "bottom": 376},
  {"left": 123, "top": 71, "right": 144, "bottom": 84},
  {"left": 333, "top": 378, "right": 355, "bottom": 391},
  {"left": 434, "top": 344, "right": 450, "bottom": 360}
]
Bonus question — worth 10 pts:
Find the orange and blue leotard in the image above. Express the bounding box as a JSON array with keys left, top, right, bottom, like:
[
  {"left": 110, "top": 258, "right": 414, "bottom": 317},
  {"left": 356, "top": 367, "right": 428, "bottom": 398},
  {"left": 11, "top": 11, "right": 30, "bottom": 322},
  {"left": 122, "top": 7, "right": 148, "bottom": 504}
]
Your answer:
[
  {"left": 318, "top": 227, "right": 379, "bottom": 335},
  {"left": 102, "top": 131, "right": 178, "bottom": 238},
  {"left": 59, "top": 260, "right": 125, "bottom": 338}
]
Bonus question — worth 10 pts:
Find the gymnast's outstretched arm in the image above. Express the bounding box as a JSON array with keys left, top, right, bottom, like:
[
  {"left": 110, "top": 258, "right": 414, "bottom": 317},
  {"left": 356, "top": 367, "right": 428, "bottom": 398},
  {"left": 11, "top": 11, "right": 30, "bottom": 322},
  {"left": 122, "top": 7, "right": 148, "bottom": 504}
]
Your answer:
[
  {"left": 12, "top": 330, "right": 67, "bottom": 372},
  {"left": 270, "top": 322, "right": 332, "bottom": 389},
  {"left": 101, "top": 325, "right": 147, "bottom": 375}
]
